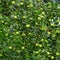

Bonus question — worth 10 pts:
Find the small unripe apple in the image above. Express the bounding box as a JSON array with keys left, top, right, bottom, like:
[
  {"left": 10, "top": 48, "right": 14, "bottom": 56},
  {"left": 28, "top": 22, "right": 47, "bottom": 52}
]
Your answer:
[
  {"left": 41, "top": 12, "right": 45, "bottom": 15},
  {"left": 9, "top": 46, "right": 12, "bottom": 49},
  {"left": 35, "top": 43, "right": 39, "bottom": 46},
  {"left": 47, "top": 52, "right": 50, "bottom": 55},
  {"left": 16, "top": 32, "right": 20, "bottom": 35},
  {"left": 21, "top": 46, "right": 25, "bottom": 49},
  {"left": 20, "top": 2, "right": 24, "bottom": 5},
  {"left": 51, "top": 56, "right": 54, "bottom": 59},
  {"left": 0, "top": 54, "right": 2, "bottom": 57},
  {"left": 39, "top": 44, "right": 42, "bottom": 47},
  {"left": 26, "top": 24, "right": 30, "bottom": 28},
  {"left": 14, "top": 16, "right": 18, "bottom": 19},
  {"left": 35, "top": 51, "right": 39, "bottom": 54},
  {"left": 38, "top": 17, "right": 41, "bottom": 20},
  {"left": 5, "top": 33, "right": 8, "bottom": 36},
  {"left": 56, "top": 52, "right": 59, "bottom": 56},
  {"left": 22, "top": 33, "right": 26, "bottom": 36},
  {"left": 12, "top": 1, "right": 15, "bottom": 4}
]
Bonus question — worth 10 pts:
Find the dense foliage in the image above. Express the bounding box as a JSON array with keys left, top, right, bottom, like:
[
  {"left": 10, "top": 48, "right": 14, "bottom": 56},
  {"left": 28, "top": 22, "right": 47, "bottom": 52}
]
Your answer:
[{"left": 0, "top": 0, "right": 60, "bottom": 60}]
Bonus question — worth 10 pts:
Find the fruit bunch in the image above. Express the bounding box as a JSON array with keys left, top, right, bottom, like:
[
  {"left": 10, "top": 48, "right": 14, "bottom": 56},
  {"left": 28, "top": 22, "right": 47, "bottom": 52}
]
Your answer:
[{"left": 0, "top": 0, "right": 60, "bottom": 60}]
